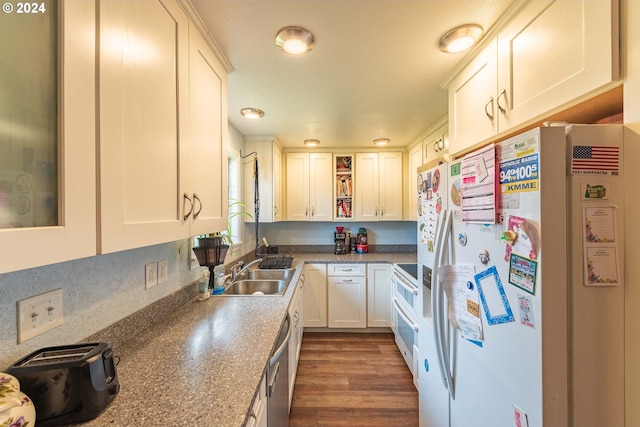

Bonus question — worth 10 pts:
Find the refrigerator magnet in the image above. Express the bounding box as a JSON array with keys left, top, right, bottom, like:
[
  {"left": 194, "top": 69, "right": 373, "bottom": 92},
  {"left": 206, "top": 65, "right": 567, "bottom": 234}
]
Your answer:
[
  {"left": 475, "top": 266, "right": 515, "bottom": 325},
  {"left": 508, "top": 253, "right": 538, "bottom": 295},
  {"left": 517, "top": 294, "right": 536, "bottom": 329}
]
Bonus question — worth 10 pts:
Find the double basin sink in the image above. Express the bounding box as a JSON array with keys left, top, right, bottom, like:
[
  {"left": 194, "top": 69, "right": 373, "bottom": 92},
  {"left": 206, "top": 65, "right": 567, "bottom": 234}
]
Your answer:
[{"left": 223, "top": 268, "right": 295, "bottom": 296}]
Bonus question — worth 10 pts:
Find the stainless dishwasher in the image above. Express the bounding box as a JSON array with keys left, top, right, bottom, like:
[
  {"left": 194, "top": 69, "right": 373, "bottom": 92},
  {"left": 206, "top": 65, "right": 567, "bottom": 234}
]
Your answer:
[{"left": 268, "top": 313, "right": 291, "bottom": 427}]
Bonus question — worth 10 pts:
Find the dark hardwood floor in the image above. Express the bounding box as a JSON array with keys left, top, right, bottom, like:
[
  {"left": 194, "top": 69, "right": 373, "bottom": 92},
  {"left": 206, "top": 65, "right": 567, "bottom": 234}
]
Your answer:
[{"left": 289, "top": 332, "right": 419, "bottom": 427}]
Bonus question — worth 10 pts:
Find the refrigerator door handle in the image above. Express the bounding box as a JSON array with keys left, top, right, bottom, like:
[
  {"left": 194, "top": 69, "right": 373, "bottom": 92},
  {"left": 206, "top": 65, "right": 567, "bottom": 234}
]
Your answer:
[
  {"left": 431, "top": 209, "right": 450, "bottom": 390},
  {"left": 439, "top": 210, "right": 456, "bottom": 400}
]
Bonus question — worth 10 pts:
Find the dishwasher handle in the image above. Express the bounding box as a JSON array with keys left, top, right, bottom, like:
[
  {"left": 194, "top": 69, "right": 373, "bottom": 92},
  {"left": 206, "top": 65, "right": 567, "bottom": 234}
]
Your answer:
[{"left": 269, "top": 313, "right": 292, "bottom": 366}]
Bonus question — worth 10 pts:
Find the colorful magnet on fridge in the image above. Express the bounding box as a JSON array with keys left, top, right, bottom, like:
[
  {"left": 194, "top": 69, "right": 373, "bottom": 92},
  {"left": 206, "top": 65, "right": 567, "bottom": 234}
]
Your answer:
[
  {"left": 501, "top": 229, "right": 518, "bottom": 245},
  {"left": 479, "top": 249, "right": 490, "bottom": 265},
  {"left": 458, "top": 232, "right": 467, "bottom": 246}
]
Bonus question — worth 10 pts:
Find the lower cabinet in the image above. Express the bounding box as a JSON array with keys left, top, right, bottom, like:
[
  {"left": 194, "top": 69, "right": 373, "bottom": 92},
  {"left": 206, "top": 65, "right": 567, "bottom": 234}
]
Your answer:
[
  {"left": 288, "top": 280, "right": 304, "bottom": 408},
  {"left": 302, "top": 263, "right": 327, "bottom": 327},
  {"left": 367, "top": 263, "right": 392, "bottom": 327},
  {"left": 247, "top": 373, "right": 267, "bottom": 427},
  {"left": 327, "top": 264, "right": 367, "bottom": 328}
]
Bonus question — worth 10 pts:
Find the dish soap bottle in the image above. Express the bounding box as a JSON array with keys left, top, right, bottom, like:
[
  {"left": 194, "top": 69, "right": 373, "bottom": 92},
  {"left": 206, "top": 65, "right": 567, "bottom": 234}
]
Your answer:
[{"left": 212, "top": 265, "right": 226, "bottom": 295}]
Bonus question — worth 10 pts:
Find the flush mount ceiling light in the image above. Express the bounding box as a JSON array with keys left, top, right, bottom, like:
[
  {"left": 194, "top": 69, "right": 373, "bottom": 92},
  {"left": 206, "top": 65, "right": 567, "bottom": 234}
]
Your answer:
[
  {"left": 373, "top": 138, "right": 390, "bottom": 146},
  {"left": 276, "top": 26, "right": 315, "bottom": 55},
  {"left": 439, "top": 24, "right": 483, "bottom": 53},
  {"left": 240, "top": 108, "right": 265, "bottom": 119},
  {"left": 304, "top": 139, "right": 320, "bottom": 146}
]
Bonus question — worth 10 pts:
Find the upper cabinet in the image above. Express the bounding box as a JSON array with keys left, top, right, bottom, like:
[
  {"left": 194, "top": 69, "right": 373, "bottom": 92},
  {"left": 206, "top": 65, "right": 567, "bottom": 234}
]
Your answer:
[
  {"left": 244, "top": 138, "right": 282, "bottom": 223},
  {"left": 334, "top": 155, "right": 354, "bottom": 221},
  {"left": 354, "top": 152, "right": 402, "bottom": 221},
  {"left": 98, "top": 0, "right": 227, "bottom": 253},
  {"left": 448, "top": 0, "right": 619, "bottom": 156},
  {"left": 408, "top": 144, "right": 423, "bottom": 222},
  {"left": 0, "top": 1, "right": 97, "bottom": 274},
  {"left": 286, "top": 153, "right": 333, "bottom": 221}
]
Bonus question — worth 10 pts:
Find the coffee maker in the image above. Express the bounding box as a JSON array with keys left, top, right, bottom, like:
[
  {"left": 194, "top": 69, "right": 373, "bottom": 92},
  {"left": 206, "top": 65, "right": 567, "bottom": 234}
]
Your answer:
[{"left": 334, "top": 227, "right": 347, "bottom": 255}]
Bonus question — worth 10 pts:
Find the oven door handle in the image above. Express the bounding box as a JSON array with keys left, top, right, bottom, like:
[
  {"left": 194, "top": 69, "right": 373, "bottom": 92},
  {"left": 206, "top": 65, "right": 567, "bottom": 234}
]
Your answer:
[
  {"left": 392, "top": 297, "right": 418, "bottom": 331},
  {"left": 393, "top": 274, "right": 418, "bottom": 295}
]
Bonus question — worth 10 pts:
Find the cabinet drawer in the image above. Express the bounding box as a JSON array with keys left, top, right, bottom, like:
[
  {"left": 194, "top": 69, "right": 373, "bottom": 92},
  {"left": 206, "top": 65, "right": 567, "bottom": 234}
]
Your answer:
[{"left": 327, "top": 263, "right": 365, "bottom": 276}]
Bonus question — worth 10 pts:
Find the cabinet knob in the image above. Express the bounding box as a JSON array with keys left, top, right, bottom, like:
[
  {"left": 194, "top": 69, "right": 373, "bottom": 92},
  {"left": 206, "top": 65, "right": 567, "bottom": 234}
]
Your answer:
[
  {"left": 497, "top": 89, "right": 508, "bottom": 114},
  {"left": 192, "top": 193, "right": 203, "bottom": 219},
  {"left": 484, "top": 97, "right": 494, "bottom": 121},
  {"left": 183, "top": 193, "right": 193, "bottom": 221}
]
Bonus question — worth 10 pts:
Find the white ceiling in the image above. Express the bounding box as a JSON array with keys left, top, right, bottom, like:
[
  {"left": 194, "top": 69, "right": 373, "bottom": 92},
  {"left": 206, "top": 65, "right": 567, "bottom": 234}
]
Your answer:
[{"left": 191, "top": 0, "right": 516, "bottom": 149}]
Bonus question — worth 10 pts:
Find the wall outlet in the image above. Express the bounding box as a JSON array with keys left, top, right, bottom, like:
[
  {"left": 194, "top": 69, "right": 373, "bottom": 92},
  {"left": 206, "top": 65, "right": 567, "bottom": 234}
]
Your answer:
[
  {"left": 145, "top": 262, "right": 158, "bottom": 289},
  {"left": 17, "top": 288, "right": 64, "bottom": 343},
  {"left": 158, "top": 259, "right": 168, "bottom": 284}
]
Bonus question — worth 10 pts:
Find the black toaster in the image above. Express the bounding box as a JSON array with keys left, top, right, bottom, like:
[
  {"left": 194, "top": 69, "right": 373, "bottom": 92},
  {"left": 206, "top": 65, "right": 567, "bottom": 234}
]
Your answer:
[{"left": 5, "top": 342, "right": 120, "bottom": 427}]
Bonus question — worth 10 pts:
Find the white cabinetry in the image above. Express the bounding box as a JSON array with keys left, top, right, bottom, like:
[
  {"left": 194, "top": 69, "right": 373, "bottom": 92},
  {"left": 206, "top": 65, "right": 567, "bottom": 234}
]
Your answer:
[
  {"left": 286, "top": 153, "right": 333, "bottom": 221},
  {"left": 327, "top": 264, "right": 367, "bottom": 328},
  {"left": 303, "top": 263, "right": 327, "bottom": 327},
  {"left": 98, "top": 0, "right": 227, "bottom": 253},
  {"left": 367, "top": 264, "right": 392, "bottom": 327},
  {"left": 0, "top": 2, "right": 97, "bottom": 274},
  {"left": 244, "top": 138, "right": 282, "bottom": 222},
  {"left": 288, "top": 280, "right": 304, "bottom": 407},
  {"left": 246, "top": 373, "right": 267, "bottom": 427},
  {"left": 422, "top": 122, "right": 449, "bottom": 164},
  {"left": 354, "top": 152, "right": 402, "bottom": 221},
  {"left": 408, "top": 144, "right": 422, "bottom": 221},
  {"left": 448, "top": 0, "right": 619, "bottom": 156}
]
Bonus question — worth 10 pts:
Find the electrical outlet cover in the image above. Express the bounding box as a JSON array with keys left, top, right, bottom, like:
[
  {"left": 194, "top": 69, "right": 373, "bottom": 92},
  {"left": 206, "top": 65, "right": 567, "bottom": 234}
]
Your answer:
[
  {"left": 145, "top": 262, "right": 158, "bottom": 289},
  {"left": 158, "top": 259, "right": 168, "bottom": 284}
]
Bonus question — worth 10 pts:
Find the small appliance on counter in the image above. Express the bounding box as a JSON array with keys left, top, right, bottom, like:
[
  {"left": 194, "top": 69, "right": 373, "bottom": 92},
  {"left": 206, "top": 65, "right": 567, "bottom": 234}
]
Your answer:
[
  {"left": 5, "top": 342, "right": 120, "bottom": 427},
  {"left": 334, "top": 226, "right": 347, "bottom": 255},
  {"left": 356, "top": 227, "right": 368, "bottom": 253}
]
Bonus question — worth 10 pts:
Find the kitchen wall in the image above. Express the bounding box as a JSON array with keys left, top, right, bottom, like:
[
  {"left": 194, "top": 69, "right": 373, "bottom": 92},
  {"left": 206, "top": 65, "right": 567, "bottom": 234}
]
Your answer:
[{"left": 623, "top": 0, "right": 640, "bottom": 425}]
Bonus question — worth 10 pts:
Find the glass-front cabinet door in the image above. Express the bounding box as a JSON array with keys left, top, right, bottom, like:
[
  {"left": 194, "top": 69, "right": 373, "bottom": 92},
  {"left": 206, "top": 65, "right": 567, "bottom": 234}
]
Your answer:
[{"left": 0, "top": 1, "right": 97, "bottom": 274}]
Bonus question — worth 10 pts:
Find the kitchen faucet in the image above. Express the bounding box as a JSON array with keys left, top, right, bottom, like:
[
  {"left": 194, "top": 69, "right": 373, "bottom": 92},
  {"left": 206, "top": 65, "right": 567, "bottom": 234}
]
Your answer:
[{"left": 231, "top": 258, "right": 263, "bottom": 280}]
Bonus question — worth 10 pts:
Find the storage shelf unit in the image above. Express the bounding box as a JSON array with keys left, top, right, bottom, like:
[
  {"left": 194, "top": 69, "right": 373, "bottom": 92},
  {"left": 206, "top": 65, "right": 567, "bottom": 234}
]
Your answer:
[{"left": 335, "top": 155, "right": 354, "bottom": 220}]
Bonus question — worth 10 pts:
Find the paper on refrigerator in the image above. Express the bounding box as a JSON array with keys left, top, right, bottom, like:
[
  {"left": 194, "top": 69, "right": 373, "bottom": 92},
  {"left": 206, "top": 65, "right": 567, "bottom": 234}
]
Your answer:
[{"left": 439, "top": 263, "right": 484, "bottom": 342}]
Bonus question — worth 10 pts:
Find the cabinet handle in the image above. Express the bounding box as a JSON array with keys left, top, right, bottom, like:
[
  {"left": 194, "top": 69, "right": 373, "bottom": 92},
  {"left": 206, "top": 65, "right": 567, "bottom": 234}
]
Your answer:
[
  {"left": 311, "top": 207, "right": 315, "bottom": 216},
  {"left": 381, "top": 207, "right": 384, "bottom": 217},
  {"left": 183, "top": 193, "right": 193, "bottom": 221},
  {"left": 484, "top": 97, "right": 494, "bottom": 120},
  {"left": 305, "top": 207, "right": 308, "bottom": 216},
  {"left": 375, "top": 207, "right": 378, "bottom": 217},
  {"left": 274, "top": 205, "right": 278, "bottom": 216},
  {"left": 497, "top": 89, "right": 507, "bottom": 114},
  {"left": 192, "top": 193, "right": 203, "bottom": 219},
  {"left": 342, "top": 279, "right": 353, "bottom": 283}
]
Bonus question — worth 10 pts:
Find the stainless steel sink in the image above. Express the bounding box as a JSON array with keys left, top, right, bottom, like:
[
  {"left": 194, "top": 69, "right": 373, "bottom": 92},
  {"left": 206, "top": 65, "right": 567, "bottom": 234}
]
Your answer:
[
  {"left": 239, "top": 268, "right": 294, "bottom": 281},
  {"left": 223, "top": 279, "right": 288, "bottom": 295}
]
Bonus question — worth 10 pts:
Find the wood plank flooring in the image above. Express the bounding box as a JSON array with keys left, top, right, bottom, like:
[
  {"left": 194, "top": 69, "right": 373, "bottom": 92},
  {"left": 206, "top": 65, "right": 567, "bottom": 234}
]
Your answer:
[{"left": 289, "top": 332, "right": 418, "bottom": 427}]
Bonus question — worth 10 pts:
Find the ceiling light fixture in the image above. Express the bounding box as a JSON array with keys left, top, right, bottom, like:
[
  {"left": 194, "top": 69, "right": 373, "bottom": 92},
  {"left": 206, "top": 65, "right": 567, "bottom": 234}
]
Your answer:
[
  {"left": 373, "top": 138, "right": 390, "bottom": 146},
  {"left": 439, "top": 24, "right": 483, "bottom": 53},
  {"left": 304, "top": 139, "right": 320, "bottom": 146},
  {"left": 276, "top": 26, "right": 315, "bottom": 55},
  {"left": 240, "top": 108, "right": 265, "bottom": 119}
]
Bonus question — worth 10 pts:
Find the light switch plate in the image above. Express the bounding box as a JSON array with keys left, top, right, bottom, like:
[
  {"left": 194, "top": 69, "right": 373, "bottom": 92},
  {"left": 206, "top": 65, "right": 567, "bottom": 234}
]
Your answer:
[{"left": 17, "top": 288, "right": 64, "bottom": 343}]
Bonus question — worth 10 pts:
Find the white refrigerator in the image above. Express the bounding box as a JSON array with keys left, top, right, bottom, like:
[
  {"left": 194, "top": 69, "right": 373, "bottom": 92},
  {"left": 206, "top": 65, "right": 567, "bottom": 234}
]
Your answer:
[{"left": 416, "top": 125, "right": 625, "bottom": 427}]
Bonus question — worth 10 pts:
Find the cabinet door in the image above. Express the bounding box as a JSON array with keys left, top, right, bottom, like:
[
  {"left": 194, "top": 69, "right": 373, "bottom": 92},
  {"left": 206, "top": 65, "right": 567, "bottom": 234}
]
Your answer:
[
  {"left": 328, "top": 276, "right": 367, "bottom": 328},
  {"left": 367, "top": 264, "right": 392, "bottom": 327},
  {"left": 0, "top": 1, "right": 97, "bottom": 273},
  {"left": 309, "top": 153, "right": 333, "bottom": 221},
  {"left": 497, "top": 0, "right": 619, "bottom": 130},
  {"left": 354, "top": 153, "right": 379, "bottom": 221},
  {"left": 303, "top": 263, "right": 327, "bottom": 327},
  {"left": 448, "top": 39, "right": 498, "bottom": 157},
  {"left": 288, "top": 282, "right": 303, "bottom": 408},
  {"left": 286, "top": 153, "right": 310, "bottom": 221},
  {"left": 188, "top": 27, "right": 227, "bottom": 236},
  {"left": 99, "top": 0, "right": 190, "bottom": 253},
  {"left": 408, "top": 144, "right": 423, "bottom": 221},
  {"left": 378, "top": 152, "right": 402, "bottom": 221},
  {"left": 273, "top": 146, "right": 282, "bottom": 221}
]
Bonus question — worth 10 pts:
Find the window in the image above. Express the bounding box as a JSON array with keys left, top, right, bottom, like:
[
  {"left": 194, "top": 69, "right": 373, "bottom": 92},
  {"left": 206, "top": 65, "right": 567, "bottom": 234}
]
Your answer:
[{"left": 227, "top": 151, "right": 242, "bottom": 250}]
